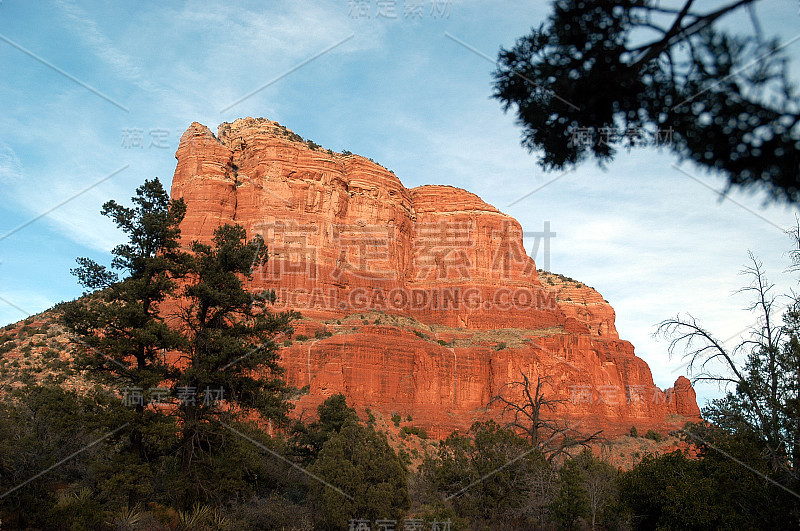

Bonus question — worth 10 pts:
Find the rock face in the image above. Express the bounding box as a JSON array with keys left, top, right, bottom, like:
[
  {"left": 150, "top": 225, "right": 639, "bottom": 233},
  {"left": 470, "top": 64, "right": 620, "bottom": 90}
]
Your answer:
[{"left": 170, "top": 117, "right": 701, "bottom": 437}]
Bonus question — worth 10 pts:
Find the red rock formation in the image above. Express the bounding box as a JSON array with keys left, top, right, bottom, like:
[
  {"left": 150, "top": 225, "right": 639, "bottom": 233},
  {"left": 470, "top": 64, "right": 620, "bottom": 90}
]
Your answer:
[
  {"left": 170, "top": 117, "right": 701, "bottom": 438},
  {"left": 537, "top": 271, "right": 619, "bottom": 339}
]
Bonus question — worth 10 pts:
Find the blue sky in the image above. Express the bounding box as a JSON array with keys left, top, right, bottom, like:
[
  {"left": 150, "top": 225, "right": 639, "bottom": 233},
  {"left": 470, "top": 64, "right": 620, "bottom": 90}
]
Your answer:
[{"left": 1, "top": 0, "right": 799, "bottom": 409}]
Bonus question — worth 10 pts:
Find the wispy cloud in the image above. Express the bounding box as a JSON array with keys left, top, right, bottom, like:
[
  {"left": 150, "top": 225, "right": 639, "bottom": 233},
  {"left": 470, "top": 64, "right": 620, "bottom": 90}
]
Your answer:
[{"left": 54, "top": 0, "right": 156, "bottom": 93}]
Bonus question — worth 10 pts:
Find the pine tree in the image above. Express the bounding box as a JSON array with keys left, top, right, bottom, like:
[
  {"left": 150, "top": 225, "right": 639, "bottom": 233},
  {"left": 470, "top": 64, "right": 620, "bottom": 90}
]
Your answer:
[
  {"left": 170, "top": 223, "right": 297, "bottom": 505},
  {"left": 61, "top": 178, "right": 188, "bottom": 504},
  {"left": 61, "top": 179, "right": 298, "bottom": 508}
]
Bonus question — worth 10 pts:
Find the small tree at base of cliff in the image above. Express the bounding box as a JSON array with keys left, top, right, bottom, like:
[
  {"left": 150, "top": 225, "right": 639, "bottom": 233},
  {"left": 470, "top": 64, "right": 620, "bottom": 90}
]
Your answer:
[
  {"left": 289, "top": 393, "right": 360, "bottom": 465},
  {"left": 619, "top": 451, "right": 718, "bottom": 530},
  {"left": 549, "top": 449, "right": 620, "bottom": 531},
  {"left": 307, "top": 415, "right": 410, "bottom": 529},
  {"left": 489, "top": 372, "right": 603, "bottom": 461},
  {"left": 619, "top": 438, "right": 795, "bottom": 529},
  {"left": 419, "top": 420, "right": 555, "bottom": 529}
]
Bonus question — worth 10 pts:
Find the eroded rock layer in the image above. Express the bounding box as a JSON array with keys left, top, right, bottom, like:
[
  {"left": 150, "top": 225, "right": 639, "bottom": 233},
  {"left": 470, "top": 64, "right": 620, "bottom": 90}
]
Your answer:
[{"left": 170, "top": 117, "right": 700, "bottom": 437}]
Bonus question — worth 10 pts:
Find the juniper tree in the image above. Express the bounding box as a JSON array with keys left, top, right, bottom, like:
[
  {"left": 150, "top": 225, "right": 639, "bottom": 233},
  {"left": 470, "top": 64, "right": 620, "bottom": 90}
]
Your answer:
[
  {"left": 494, "top": 0, "right": 799, "bottom": 203},
  {"left": 658, "top": 224, "right": 800, "bottom": 501},
  {"left": 61, "top": 178, "right": 188, "bottom": 503},
  {"left": 170, "top": 223, "right": 297, "bottom": 504},
  {"left": 61, "top": 179, "right": 298, "bottom": 507}
]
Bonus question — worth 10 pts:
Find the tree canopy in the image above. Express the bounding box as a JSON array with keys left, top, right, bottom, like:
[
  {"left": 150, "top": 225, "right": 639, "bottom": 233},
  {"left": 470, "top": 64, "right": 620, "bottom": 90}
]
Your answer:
[{"left": 494, "top": 0, "right": 799, "bottom": 203}]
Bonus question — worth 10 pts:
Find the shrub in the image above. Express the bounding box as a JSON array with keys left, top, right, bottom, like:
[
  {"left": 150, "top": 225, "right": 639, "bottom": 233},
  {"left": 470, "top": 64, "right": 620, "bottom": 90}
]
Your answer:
[
  {"left": 314, "top": 329, "right": 332, "bottom": 339},
  {"left": 630, "top": 426, "right": 639, "bottom": 438},
  {"left": 401, "top": 426, "right": 428, "bottom": 439},
  {"left": 391, "top": 413, "right": 401, "bottom": 427},
  {"left": 494, "top": 342, "right": 507, "bottom": 351},
  {"left": 644, "top": 429, "right": 663, "bottom": 442}
]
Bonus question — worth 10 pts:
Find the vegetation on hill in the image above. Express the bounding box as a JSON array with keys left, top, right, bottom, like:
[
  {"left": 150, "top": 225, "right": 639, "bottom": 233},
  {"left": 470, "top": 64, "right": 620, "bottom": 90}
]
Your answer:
[{"left": 0, "top": 179, "right": 798, "bottom": 529}]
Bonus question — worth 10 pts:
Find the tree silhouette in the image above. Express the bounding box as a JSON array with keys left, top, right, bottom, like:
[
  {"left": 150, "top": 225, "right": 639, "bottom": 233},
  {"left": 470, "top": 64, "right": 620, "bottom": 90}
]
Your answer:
[
  {"left": 658, "top": 225, "right": 800, "bottom": 487},
  {"left": 489, "top": 372, "right": 602, "bottom": 461},
  {"left": 494, "top": 0, "right": 799, "bottom": 203}
]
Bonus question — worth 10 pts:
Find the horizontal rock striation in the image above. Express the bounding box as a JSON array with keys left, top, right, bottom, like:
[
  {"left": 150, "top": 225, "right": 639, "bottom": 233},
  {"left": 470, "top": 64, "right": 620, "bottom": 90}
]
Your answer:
[{"left": 170, "top": 117, "right": 700, "bottom": 437}]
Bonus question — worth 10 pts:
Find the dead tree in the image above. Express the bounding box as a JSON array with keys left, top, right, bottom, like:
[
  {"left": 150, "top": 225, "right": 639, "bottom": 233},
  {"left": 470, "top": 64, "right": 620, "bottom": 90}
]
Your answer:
[{"left": 489, "top": 372, "right": 603, "bottom": 461}]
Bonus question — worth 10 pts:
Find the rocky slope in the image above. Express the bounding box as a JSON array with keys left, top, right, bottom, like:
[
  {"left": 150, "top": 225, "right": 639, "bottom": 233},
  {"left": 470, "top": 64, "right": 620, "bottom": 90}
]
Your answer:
[{"left": 167, "top": 117, "right": 700, "bottom": 438}]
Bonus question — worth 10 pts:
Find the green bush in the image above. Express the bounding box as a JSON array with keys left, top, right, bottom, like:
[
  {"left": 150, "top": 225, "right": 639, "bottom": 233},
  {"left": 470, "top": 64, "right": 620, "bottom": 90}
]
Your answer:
[
  {"left": 644, "top": 429, "right": 662, "bottom": 442},
  {"left": 401, "top": 426, "right": 428, "bottom": 439}
]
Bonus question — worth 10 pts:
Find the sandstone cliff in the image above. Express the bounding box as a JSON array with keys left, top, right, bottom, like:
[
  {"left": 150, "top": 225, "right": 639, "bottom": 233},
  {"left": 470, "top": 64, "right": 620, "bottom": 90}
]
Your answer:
[{"left": 170, "top": 117, "right": 700, "bottom": 437}]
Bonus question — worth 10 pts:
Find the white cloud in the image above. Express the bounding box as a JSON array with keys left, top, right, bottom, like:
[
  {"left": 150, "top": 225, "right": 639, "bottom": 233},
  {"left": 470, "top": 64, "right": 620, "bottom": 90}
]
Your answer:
[{"left": 0, "top": 140, "right": 22, "bottom": 184}]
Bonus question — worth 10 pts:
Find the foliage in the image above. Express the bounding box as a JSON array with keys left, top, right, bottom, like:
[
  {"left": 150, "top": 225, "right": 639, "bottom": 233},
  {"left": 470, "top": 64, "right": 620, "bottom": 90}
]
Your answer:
[
  {"left": 60, "top": 178, "right": 298, "bottom": 508},
  {"left": 290, "top": 393, "right": 360, "bottom": 465},
  {"left": 307, "top": 418, "right": 410, "bottom": 529},
  {"left": 0, "top": 385, "right": 115, "bottom": 529},
  {"left": 401, "top": 425, "right": 428, "bottom": 439},
  {"left": 169, "top": 223, "right": 298, "bottom": 504},
  {"left": 418, "top": 420, "right": 555, "bottom": 529},
  {"left": 550, "top": 449, "right": 620, "bottom": 530},
  {"left": 620, "top": 450, "right": 717, "bottom": 530},
  {"left": 59, "top": 178, "right": 190, "bottom": 496},
  {"left": 494, "top": 0, "right": 799, "bottom": 203},
  {"left": 658, "top": 227, "right": 800, "bottom": 490},
  {"left": 644, "top": 429, "right": 662, "bottom": 442}
]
